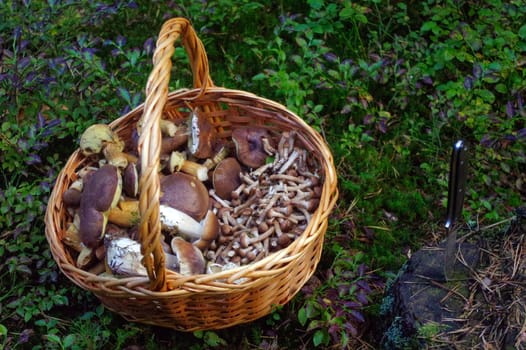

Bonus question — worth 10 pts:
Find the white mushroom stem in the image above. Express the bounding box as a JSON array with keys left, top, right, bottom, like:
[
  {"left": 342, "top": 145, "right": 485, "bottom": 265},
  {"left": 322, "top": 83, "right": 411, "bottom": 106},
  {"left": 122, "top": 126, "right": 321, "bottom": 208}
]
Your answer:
[
  {"left": 69, "top": 178, "right": 84, "bottom": 192},
  {"left": 251, "top": 162, "right": 273, "bottom": 177},
  {"left": 202, "top": 146, "right": 228, "bottom": 170},
  {"left": 76, "top": 245, "right": 94, "bottom": 268},
  {"left": 160, "top": 119, "right": 178, "bottom": 137},
  {"left": 159, "top": 205, "right": 204, "bottom": 240},
  {"left": 230, "top": 183, "right": 246, "bottom": 200},
  {"left": 239, "top": 173, "right": 257, "bottom": 186},
  {"left": 256, "top": 192, "right": 280, "bottom": 225},
  {"left": 240, "top": 226, "right": 275, "bottom": 246},
  {"left": 262, "top": 137, "right": 276, "bottom": 155},
  {"left": 277, "top": 148, "right": 300, "bottom": 174},
  {"left": 233, "top": 194, "right": 258, "bottom": 216},
  {"left": 169, "top": 151, "right": 208, "bottom": 181},
  {"left": 209, "top": 189, "right": 232, "bottom": 208}
]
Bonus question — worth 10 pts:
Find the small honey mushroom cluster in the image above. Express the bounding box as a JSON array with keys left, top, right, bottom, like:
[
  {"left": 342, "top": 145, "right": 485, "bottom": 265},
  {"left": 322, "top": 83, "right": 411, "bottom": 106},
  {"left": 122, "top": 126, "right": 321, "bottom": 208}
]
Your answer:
[{"left": 204, "top": 130, "right": 323, "bottom": 267}]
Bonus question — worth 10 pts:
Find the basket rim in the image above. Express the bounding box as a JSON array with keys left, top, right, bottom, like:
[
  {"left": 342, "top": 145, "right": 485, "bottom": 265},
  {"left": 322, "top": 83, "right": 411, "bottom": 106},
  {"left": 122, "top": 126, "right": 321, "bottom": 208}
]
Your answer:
[{"left": 45, "top": 86, "right": 339, "bottom": 296}]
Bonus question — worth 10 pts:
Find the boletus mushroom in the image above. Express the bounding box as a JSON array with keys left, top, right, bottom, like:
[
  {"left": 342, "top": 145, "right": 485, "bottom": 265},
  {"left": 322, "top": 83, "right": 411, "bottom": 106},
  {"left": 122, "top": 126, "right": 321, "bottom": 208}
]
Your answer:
[
  {"left": 231, "top": 127, "right": 275, "bottom": 168},
  {"left": 79, "top": 123, "right": 136, "bottom": 168},
  {"left": 78, "top": 164, "right": 122, "bottom": 249},
  {"left": 105, "top": 236, "right": 147, "bottom": 276},
  {"left": 160, "top": 172, "right": 209, "bottom": 221},
  {"left": 122, "top": 162, "right": 139, "bottom": 198},
  {"left": 171, "top": 237, "right": 205, "bottom": 275},
  {"left": 187, "top": 108, "right": 217, "bottom": 159},
  {"left": 160, "top": 208, "right": 219, "bottom": 249},
  {"left": 212, "top": 157, "right": 242, "bottom": 200},
  {"left": 168, "top": 151, "right": 208, "bottom": 182}
]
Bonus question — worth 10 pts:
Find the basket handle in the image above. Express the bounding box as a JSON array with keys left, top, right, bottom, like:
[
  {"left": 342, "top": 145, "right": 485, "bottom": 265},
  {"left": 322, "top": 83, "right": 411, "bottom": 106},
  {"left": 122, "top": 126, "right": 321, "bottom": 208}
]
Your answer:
[{"left": 137, "top": 18, "right": 212, "bottom": 290}]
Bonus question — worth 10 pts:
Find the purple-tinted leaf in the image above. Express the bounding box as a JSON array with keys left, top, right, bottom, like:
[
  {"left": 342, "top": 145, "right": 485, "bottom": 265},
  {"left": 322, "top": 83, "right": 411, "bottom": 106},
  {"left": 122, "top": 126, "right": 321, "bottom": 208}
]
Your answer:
[
  {"left": 473, "top": 62, "right": 483, "bottom": 78},
  {"left": 46, "top": 118, "right": 61, "bottom": 129},
  {"left": 504, "top": 134, "right": 516, "bottom": 142},
  {"left": 127, "top": 1, "right": 138, "bottom": 9},
  {"left": 506, "top": 101, "right": 514, "bottom": 118},
  {"left": 517, "top": 128, "right": 526, "bottom": 139},
  {"left": 343, "top": 322, "right": 358, "bottom": 337},
  {"left": 356, "top": 291, "right": 368, "bottom": 305},
  {"left": 25, "top": 194, "right": 34, "bottom": 205},
  {"left": 26, "top": 154, "right": 42, "bottom": 165},
  {"left": 396, "top": 68, "right": 407, "bottom": 76},
  {"left": 338, "top": 285, "right": 349, "bottom": 296},
  {"left": 517, "top": 95, "right": 524, "bottom": 111},
  {"left": 360, "top": 97, "right": 369, "bottom": 108},
  {"left": 349, "top": 310, "right": 365, "bottom": 323},
  {"left": 343, "top": 301, "right": 361, "bottom": 309},
  {"left": 342, "top": 58, "right": 353, "bottom": 67},
  {"left": 340, "top": 105, "right": 352, "bottom": 114},
  {"left": 464, "top": 76, "right": 474, "bottom": 90},
  {"left": 324, "top": 52, "right": 338, "bottom": 63},
  {"left": 356, "top": 280, "right": 372, "bottom": 293},
  {"left": 363, "top": 226, "right": 375, "bottom": 239},
  {"left": 40, "top": 181, "right": 51, "bottom": 192},
  {"left": 363, "top": 114, "right": 374, "bottom": 125},
  {"left": 121, "top": 105, "right": 131, "bottom": 115},
  {"left": 18, "top": 57, "right": 31, "bottom": 69},
  {"left": 301, "top": 284, "right": 313, "bottom": 295},
  {"left": 42, "top": 76, "right": 57, "bottom": 87},
  {"left": 116, "top": 35, "right": 127, "bottom": 47},
  {"left": 421, "top": 76, "right": 433, "bottom": 85},
  {"left": 37, "top": 113, "right": 46, "bottom": 129},
  {"left": 377, "top": 118, "right": 387, "bottom": 133},
  {"left": 25, "top": 71, "right": 36, "bottom": 83},
  {"left": 18, "top": 139, "right": 29, "bottom": 151},
  {"left": 18, "top": 328, "right": 34, "bottom": 344},
  {"left": 143, "top": 37, "right": 155, "bottom": 55},
  {"left": 326, "top": 289, "right": 338, "bottom": 300},
  {"left": 32, "top": 141, "right": 49, "bottom": 150},
  {"left": 13, "top": 27, "right": 22, "bottom": 41},
  {"left": 358, "top": 264, "right": 367, "bottom": 276},
  {"left": 82, "top": 48, "right": 97, "bottom": 60},
  {"left": 328, "top": 324, "right": 340, "bottom": 336}
]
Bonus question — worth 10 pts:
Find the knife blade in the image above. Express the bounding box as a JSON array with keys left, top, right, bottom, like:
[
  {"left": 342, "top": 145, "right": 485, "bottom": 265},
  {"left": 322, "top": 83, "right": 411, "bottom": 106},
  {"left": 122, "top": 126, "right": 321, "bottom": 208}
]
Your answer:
[{"left": 444, "top": 140, "right": 468, "bottom": 280}]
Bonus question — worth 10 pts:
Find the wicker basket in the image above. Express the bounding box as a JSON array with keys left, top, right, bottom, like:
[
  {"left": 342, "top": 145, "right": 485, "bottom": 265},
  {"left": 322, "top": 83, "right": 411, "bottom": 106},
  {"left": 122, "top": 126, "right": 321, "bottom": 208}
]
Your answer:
[{"left": 45, "top": 17, "right": 338, "bottom": 331}]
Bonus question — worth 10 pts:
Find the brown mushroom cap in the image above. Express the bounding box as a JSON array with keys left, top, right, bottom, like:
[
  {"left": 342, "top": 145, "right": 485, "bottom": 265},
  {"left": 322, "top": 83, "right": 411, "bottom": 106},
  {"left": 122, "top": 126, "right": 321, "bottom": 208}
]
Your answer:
[
  {"left": 79, "top": 164, "right": 122, "bottom": 248},
  {"left": 62, "top": 188, "right": 82, "bottom": 208},
  {"left": 160, "top": 172, "right": 209, "bottom": 221},
  {"left": 231, "top": 127, "right": 273, "bottom": 168},
  {"left": 171, "top": 237, "right": 205, "bottom": 275},
  {"left": 193, "top": 210, "right": 220, "bottom": 250},
  {"left": 122, "top": 162, "right": 139, "bottom": 198},
  {"left": 212, "top": 157, "right": 242, "bottom": 200},
  {"left": 79, "top": 124, "right": 123, "bottom": 156}
]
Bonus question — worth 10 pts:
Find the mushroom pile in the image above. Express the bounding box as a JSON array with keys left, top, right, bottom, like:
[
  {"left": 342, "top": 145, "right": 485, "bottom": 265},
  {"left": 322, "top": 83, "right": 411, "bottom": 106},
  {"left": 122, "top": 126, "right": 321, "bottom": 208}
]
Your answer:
[{"left": 61, "top": 109, "right": 322, "bottom": 278}]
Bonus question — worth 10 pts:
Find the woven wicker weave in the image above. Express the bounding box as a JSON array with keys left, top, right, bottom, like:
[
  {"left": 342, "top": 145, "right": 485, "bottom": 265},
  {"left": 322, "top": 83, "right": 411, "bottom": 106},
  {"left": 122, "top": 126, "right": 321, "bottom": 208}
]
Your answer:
[{"left": 45, "top": 17, "right": 338, "bottom": 331}]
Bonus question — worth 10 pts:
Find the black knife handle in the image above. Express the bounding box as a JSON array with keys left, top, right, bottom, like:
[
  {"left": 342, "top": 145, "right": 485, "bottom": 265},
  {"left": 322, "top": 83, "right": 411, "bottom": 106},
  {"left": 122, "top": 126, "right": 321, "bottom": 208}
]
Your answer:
[{"left": 445, "top": 140, "right": 468, "bottom": 230}]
